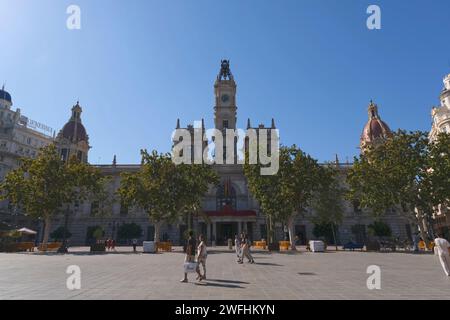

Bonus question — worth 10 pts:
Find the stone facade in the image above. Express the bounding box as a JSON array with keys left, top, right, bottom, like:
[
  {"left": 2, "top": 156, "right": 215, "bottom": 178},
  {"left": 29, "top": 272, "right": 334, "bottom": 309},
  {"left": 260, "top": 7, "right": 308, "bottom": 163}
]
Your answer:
[{"left": 430, "top": 73, "right": 450, "bottom": 235}]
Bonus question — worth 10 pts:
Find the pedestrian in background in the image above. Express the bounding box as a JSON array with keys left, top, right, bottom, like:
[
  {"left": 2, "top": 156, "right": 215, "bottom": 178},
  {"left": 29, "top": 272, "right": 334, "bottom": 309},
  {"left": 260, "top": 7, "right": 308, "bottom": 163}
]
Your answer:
[
  {"left": 234, "top": 234, "right": 241, "bottom": 261},
  {"left": 434, "top": 233, "right": 450, "bottom": 276},
  {"left": 180, "top": 231, "right": 198, "bottom": 283},
  {"left": 239, "top": 233, "right": 254, "bottom": 264},
  {"left": 196, "top": 234, "right": 207, "bottom": 281}
]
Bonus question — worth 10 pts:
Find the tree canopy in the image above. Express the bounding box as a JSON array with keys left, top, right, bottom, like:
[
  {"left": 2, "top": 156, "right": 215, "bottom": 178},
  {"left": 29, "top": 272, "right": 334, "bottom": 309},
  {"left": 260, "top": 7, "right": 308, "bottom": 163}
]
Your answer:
[{"left": 0, "top": 144, "right": 108, "bottom": 249}]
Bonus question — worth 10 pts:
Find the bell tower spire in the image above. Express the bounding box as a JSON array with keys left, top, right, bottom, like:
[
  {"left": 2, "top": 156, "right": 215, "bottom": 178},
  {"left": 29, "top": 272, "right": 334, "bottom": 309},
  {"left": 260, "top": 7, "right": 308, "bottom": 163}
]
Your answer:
[{"left": 214, "top": 60, "right": 237, "bottom": 130}]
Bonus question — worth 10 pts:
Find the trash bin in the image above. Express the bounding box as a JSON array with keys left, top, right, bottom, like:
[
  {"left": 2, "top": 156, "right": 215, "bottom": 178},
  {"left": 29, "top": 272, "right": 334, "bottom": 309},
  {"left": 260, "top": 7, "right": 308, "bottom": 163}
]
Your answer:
[{"left": 143, "top": 241, "right": 156, "bottom": 253}]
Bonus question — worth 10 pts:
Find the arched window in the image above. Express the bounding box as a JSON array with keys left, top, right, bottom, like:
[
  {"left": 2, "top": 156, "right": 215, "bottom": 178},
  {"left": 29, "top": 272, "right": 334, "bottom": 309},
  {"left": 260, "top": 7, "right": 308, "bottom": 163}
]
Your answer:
[{"left": 216, "top": 182, "right": 236, "bottom": 211}]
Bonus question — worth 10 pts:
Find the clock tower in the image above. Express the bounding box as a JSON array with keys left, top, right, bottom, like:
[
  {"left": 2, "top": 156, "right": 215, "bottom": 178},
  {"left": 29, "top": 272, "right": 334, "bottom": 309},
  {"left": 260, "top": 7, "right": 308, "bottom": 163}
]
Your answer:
[{"left": 214, "top": 60, "right": 237, "bottom": 130}]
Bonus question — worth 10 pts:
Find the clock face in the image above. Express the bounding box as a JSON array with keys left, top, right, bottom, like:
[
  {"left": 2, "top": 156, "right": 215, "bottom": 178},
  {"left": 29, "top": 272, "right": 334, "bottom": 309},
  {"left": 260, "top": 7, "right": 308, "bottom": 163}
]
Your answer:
[{"left": 221, "top": 94, "right": 230, "bottom": 103}]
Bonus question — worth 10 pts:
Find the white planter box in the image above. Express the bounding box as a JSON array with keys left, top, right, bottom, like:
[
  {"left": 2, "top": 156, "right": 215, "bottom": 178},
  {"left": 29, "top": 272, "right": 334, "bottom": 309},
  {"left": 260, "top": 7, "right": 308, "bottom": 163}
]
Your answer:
[
  {"left": 309, "top": 240, "right": 325, "bottom": 252},
  {"left": 143, "top": 241, "right": 156, "bottom": 253}
]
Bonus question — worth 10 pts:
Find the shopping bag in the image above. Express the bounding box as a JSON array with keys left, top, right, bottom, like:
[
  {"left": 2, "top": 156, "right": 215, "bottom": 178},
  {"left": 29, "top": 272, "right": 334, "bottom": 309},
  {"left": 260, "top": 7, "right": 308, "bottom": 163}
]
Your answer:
[{"left": 184, "top": 262, "right": 198, "bottom": 273}]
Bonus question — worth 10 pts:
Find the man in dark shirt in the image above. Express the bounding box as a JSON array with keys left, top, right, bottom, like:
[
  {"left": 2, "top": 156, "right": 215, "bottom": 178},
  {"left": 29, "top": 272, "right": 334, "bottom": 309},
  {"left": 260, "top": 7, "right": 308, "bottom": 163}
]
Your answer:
[{"left": 180, "top": 231, "right": 197, "bottom": 283}]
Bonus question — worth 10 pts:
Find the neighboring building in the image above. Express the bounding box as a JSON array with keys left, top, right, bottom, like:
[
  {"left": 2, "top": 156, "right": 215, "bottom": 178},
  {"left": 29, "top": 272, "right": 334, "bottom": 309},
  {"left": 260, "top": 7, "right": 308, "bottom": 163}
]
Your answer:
[
  {"left": 0, "top": 62, "right": 413, "bottom": 246},
  {"left": 430, "top": 73, "right": 450, "bottom": 236},
  {"left": 0, "top": 86, "right": 55, "bottom": 224},
  {"left": 430, "top": 73, "right": 450, "bottom": 141},
  {"left": 0, "top": 86, "right": 55, "bottom": 181}
]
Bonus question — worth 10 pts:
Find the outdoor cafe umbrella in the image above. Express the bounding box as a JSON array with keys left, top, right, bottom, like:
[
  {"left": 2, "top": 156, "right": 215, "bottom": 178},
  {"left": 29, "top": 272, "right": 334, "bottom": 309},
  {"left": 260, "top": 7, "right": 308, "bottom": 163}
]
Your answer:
[{"left": 17, "top": 228, "right": 37, "bottom": 235}]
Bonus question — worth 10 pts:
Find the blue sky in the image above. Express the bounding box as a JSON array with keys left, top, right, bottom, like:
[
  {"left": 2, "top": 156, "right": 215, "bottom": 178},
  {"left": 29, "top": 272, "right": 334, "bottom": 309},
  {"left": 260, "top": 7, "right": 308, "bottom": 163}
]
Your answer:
[{"left": 1, "top": 0, "right": 449, "bottom": 164}]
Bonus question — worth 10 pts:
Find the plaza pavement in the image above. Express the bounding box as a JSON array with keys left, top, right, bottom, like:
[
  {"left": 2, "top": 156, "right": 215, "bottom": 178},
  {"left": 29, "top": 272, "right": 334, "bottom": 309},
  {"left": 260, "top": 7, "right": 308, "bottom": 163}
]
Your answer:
[{"left": 0, "top": 246, "right": 448, "bottom": 300}]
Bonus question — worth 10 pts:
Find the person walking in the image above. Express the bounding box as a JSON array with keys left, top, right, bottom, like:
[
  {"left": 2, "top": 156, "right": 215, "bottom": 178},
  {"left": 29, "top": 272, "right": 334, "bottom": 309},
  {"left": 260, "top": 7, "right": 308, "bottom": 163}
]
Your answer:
[
  {"left": 434, "top": 233, "right": 450, "bottom": 276},
  {"left": 239, "top": 233, "right": 254, "bottom": 264},
  {"left": 180, "top": 231, "right": 198, "bottom": 283},
  {"left": 196, "top": 234, "right": 207, "bottom": 281},
  {"left": 234, "top": 234, "right": 241, "bottom": 261},
  {"left": 132, "top": 238, "right": 138, "bottom": 253}
]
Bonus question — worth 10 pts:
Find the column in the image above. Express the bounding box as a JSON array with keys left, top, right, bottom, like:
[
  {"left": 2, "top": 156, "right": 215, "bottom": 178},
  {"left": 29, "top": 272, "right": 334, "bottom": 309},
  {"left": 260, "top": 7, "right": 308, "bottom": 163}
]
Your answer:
[
  {"left": 237, "top": 220, "right": 242, "bottom": 236},
  {"left": 206, "top": 222, "right": 211, "bottom": 245},
  {"left": 212, "top": 222, "right": 217, "bottom": 247}
]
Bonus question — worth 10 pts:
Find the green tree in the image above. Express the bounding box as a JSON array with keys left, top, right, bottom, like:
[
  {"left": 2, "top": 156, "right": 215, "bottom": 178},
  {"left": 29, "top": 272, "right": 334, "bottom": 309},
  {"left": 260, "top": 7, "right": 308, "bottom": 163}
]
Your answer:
[
  {"left": 0, "top": 145, "right": 107, "bottom": 250},
  {"left": 312, "top": 222, "right": 335, "bottom": 244},
  {"left": 367, "top": 220, "right": 392, "bottom": 238},
  {"left": 92, "top": 226, "right": 104, "bottom": 241},
  {"left": 310, "top": 167, "right": 345, "bottom": 249},
  {"left": 347, "top": 130, "right": 450, "bottom": 247},
  {"left": 180, "top": 163, "right": 218, "bottom": 232},
  {"left": 244, "top": 145, "right": 325, "bottom": 250},
  {"left": 117, "top": 223, "right": 143, "bottom": 241}
]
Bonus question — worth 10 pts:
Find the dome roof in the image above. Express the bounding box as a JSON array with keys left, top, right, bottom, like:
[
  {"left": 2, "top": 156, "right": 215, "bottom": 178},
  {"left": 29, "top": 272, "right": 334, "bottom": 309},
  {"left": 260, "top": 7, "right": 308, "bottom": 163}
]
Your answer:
[
  {"left": 360, "top": 101, "right": 392, "bottom": 148},
  {"left": 361, "top": 118, "right": 392, "bottom": 143},
  {"left": 0, "top": 87, "right": 12, "bottom": 103},
  {"left": 61, "top": 120, "right": 87, "bottom": 142},
  {"left": 59, "top": 102, "right": 88, "bottom": 143}
]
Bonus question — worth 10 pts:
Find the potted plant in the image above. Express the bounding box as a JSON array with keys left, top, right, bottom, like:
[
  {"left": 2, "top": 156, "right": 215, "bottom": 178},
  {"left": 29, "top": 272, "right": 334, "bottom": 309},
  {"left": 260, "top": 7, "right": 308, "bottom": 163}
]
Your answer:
[
  {"left": 367, "top": 221, "right": 392, "bottom": 252},
  {"left": 90, "top": 227, "right": 106, "bottom": 252}
]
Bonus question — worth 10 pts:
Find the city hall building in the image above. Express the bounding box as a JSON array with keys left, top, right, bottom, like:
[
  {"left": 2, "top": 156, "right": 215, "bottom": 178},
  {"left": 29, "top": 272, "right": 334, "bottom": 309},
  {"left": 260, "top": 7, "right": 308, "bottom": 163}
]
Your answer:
[{"left": 3, "top": 63, "right": 446, "bottom": 246}]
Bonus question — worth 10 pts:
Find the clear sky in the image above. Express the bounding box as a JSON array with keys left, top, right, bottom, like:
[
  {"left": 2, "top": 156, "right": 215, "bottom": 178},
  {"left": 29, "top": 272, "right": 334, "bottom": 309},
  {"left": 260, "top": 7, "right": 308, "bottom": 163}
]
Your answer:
[{"left": 1, "top": 0, "right": 449, "bottom": 164}]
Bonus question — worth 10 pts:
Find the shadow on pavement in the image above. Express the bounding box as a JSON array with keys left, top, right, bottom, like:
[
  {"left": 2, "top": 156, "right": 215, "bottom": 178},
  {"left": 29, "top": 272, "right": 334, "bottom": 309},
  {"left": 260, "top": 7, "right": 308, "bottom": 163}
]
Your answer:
[
  {"left": 198, "top": 282, "right": 245, "bottom": 289},
  {"left": 206, "top": 279, "right": 250, "bottom": 284},
  {"left": 298, "top": 272, "right": 317, "bottom": 276}
]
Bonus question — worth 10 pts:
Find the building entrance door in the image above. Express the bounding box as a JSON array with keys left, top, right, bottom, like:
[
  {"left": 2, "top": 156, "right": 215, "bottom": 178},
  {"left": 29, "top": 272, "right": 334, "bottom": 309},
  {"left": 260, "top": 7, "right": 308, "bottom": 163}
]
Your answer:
[{"left": 216, "top": 222, "right": 237, "bottom": 245}]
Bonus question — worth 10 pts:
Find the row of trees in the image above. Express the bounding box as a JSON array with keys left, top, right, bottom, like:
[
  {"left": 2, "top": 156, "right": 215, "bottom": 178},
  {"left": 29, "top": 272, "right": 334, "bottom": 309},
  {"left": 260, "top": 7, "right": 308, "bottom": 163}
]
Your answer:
[
  {"left": 243, "top": 131, "right": 450, "bottom": 250},
  {"left": 347, "top": 131, "right": 450, "bottom": 247},
  {"left": 1, "top": 130, "right": 449, "bottom": 251},
  {"left": 0, "top": 146, "right": 218, "bottom": 250}
]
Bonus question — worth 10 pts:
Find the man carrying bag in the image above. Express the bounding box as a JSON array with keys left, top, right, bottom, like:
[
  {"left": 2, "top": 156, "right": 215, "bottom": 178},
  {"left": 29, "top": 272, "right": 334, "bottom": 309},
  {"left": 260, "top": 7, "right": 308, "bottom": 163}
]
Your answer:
[{"left": 180, "top": 231, "right": 200, "bottom": 283}]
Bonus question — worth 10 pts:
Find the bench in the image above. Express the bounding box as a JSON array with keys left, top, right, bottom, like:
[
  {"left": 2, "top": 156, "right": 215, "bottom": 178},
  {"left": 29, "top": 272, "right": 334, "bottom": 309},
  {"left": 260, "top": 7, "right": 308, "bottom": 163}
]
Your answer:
[
  {"left": 15, "top": 242, "right": 35, "bottom": 252},
  {"left": 279, "top": 241, "right": 290, "bottom": 251},
  {"left": 253, "top": 241, "right": 267, "bottom": 250},
  {"left": 156, "top": 242, "right": 172, "bottom": 252},
  {"left": 38, "top": 242, "right": 62, "bottom": 252},
  {"left": 343, "top": 242, "right": 364, "bottom": 251}
]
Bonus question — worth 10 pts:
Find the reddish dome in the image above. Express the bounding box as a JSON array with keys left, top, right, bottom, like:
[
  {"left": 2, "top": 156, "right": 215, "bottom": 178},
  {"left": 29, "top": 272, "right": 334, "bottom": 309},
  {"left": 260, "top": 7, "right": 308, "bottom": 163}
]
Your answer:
[
  {"left": 59, "top": 102, "right": 88, "bottom": 143},
  {"left": 61, "top": 121, "right": 87, "bottom": 142},
  {"left": 361, "top": 118, "right": 391, "bottom": 143},
  {"left": 360, "top": 101, "right": 392, "bottom": 148}
]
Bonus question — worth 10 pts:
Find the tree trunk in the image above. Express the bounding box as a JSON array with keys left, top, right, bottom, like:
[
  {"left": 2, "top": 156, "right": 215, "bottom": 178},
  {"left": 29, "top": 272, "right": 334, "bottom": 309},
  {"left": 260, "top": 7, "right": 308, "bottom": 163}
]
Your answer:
[
  {"left": 41, "top": 216, "right": 51, "bottom": 251},
  {"left": 287, "top": 215, "right": 297, "bottom": 251},
  {"left": 268, "top": 215, "right": 274, "bottom": 245},
  {"left": 188, "top": 211, "right": 192, "bottom": 232},
  {"left": 331, "top": 223, "right": 338, "bottom": 251},
  {"left": 154, "top": 221, "right": 162, "bottom": 243},
  {"left": 417, "top": 217, "right": 430, "bottom": 250}
]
